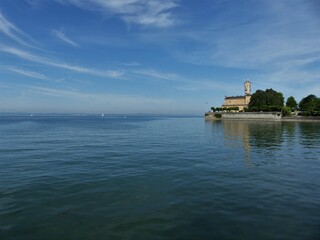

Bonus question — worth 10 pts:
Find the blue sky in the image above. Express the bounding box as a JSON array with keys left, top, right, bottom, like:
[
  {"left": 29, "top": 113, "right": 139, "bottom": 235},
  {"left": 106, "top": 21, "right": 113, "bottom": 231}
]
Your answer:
[{"left": 0, "top": 0, "right": 319, "bottom": 114}]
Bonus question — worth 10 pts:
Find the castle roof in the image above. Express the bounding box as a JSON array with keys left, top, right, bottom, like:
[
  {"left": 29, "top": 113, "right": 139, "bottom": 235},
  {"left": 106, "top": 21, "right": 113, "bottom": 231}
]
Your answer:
[{"left": 224, "top": 95, "right": 245, "bottom": 99}]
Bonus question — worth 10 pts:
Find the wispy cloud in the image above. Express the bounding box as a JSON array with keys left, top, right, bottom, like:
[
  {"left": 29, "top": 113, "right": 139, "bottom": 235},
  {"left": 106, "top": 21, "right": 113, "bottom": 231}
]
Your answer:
[
  {"left": 24, "top": 0, "right": 42, "bottom": 8},
  {"left": 157, "top": 0, "right": 320, "bottom": 95},
  {"left": 57, "top": 0, "right": 178, "bottom": 27},
  {"left": 0, "top": 12, "right": 38, "bottom": 48},
  {"left": 129, "top": 67, "right": 240, "bottom": 96},
  {"left": 131, "top": 68, "right": 182, "bottom": 82},
  {"left": 6, "top": 66, "right": 48, "bottom": 80},
  {"left": 52, "top": 29, "right": 78, "bottom": 47},
  {"left": 121, "top": 62, "right": 141, "bottom": 67},
  {"left": 25, "top": 85, "right": 171, "bottom": 104},
  {"left": 122, "top": 0, "right": 178, "bottom": 27},
  {"left": 3, "top": 84, "right": 188, "bottom": 114},
  {"left": 0, "top": 45, "right": 123, "bottom": 79}
]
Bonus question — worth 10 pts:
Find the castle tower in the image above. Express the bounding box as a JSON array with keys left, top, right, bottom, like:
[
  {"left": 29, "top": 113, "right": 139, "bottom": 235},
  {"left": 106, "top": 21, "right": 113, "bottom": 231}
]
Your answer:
[{"left": 244, "top": 80, "right": 251, "bottom": 96}]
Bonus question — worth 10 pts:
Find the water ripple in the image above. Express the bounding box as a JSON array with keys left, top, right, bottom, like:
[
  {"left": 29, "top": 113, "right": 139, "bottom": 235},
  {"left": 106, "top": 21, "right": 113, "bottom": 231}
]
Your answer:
[{"left": 0, "top": 117, "right": 319, "bottom": 239}]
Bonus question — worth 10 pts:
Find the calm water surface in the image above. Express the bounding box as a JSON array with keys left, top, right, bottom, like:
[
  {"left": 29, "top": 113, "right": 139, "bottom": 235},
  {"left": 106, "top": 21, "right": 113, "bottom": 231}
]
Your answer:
[{"left": 0, "top": 116, "right": 319, "bottom": 240}]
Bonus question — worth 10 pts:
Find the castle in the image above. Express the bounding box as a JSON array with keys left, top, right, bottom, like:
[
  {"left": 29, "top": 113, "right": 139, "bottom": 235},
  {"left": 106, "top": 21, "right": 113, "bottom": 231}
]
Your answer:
[{"left": 221, "top": 80, "right": 252, "bottom": 111}]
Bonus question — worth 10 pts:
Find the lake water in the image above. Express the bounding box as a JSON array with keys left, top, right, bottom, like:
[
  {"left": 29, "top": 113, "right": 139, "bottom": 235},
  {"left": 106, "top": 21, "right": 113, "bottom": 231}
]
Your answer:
[{"left": 0, "top": 116, "right": 319, "bottom": 240}]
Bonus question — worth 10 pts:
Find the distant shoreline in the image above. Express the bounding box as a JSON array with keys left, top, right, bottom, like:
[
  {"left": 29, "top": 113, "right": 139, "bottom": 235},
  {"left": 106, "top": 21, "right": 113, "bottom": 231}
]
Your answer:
[{"left": 0, "top": 114, "right": 202, "bottom": 118}]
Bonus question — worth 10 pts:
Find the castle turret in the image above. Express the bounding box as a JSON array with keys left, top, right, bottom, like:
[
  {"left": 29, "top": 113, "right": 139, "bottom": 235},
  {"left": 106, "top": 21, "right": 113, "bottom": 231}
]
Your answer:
[{"left": 244, "top": 80, "right": 251, "bottom": 96}]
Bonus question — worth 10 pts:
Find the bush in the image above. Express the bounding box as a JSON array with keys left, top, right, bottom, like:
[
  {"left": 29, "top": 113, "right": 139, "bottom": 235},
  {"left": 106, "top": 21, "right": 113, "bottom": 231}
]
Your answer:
[
  {"left": 269, "top": 105, "right": 283, "bottom": 111},
  {"left": 301, "top": 111, "right": 311, "bottom": 116},
  {"left": 227, "top": 107, "right": 239, "bottom": 111},
  {"left": 253, "top": 105, "right": 283, "bottom": 112},
  {"left": 214, "top": 113, "right": 222, "bottom": 118},
  {"left": 260, "top": 105, "right": 269, "bottom": 112},
  {"left": 281, "top": 107, "right": 292, "bottom": 117},
  {"left": 251, "top": 106, "right": 259, "bottom": 112}
]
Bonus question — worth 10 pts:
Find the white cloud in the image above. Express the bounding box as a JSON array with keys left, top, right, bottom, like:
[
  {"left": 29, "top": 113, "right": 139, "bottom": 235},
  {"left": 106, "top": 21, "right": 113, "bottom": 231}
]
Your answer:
[
  {"left": 160, "top": 0, "right": 320, "bottom": 97},
  {"left": 0, "top": 45, "right": 124, "bottom": 79},
  {"left": 122, "top": 0, "right": 178, "bottom": 27},
  {"left": 57, "top": 0, "right": 178, "bottom": 27},
  {"left": 6, "top": 66, "right": 48, "bottom": 80},
  {"left": 0, "top": 12, "right": 38, "bottom": 48},
  {"left": 52, "top": 29, "right": 78, "bottom": 47},
  {"left": 131, "top": 68, "right": 182, "bottom": 82}
]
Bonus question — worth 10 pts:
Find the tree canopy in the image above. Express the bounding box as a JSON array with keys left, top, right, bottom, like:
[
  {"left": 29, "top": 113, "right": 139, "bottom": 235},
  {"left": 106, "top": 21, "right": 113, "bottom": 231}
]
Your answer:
[
  {"left": 248, "top": 88, "right": 284, "bottom": 111},
  {"left": 211, "top": 106, "right": 239, "bottom": 112},
  {"left": 286, "top": 96, "right": 297, "bottom": 110},
  {"left": 299, "top": 94, "right": 320, "bottom": 115}
]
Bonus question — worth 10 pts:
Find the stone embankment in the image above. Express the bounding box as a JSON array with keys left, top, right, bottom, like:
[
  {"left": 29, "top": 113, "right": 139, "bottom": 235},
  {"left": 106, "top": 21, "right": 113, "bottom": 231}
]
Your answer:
[
  {"left": 205, "top": 112, "right": 320, "bottom": 121},
  {"left": 205, "top": 112, "right": 282, "bottom": 121}
]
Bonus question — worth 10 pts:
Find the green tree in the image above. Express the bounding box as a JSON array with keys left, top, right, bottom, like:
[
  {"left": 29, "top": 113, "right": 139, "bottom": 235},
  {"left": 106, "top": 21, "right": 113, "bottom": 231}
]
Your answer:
[
  {"left": 281, "top": 107, "right": 292, "bottom": 117},
  {"left": 286, "top": 96, "right": 297, "bottom": 111},
  {"left": 248, "top": 88, "right": 284, "bottom": 111},
  {"left": 211, "top": 107, "right": 216, "bottom": 112},
  {"left": 299, "top": 94, "right": 320, "bottom": 115}
]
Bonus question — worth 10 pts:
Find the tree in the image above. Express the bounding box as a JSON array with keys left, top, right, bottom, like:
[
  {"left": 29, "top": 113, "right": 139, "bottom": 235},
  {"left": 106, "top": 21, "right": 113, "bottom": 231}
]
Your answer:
[
  {"left": 211, "top": 107, "right": 216, "bottom": 112},
  {"left": 286, "top": 96, "right": 297, "bottom": 111},
  {"left": 299, "top": 94, "right": 320, "bottom": 115},
  {"left": 248, "top": 88, "right": 284, "bottom": 111}
]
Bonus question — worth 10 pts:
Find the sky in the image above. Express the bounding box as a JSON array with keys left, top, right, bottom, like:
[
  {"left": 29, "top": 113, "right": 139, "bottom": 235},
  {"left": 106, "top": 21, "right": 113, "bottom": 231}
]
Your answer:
[{"left": 0, "top": 0, "right": 319, "bottom": 115}]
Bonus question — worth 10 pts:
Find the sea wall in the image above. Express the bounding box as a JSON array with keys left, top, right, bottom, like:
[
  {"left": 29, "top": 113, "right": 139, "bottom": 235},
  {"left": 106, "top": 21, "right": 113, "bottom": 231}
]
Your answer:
[
  {"left": 222, "top": 112, "right": 282, "bottom": 120},
  {"left": 204, "top": 113, "right": 218, "bottom": 121},
  {"left": 205, "top": 112, "right": 282, "bottom": 121}
]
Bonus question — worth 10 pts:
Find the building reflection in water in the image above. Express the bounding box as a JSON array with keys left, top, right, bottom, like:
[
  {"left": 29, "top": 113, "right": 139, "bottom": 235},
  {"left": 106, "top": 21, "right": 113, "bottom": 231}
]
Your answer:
[
  {"left": 206, "top": 119, "right": 320, "bottom": 167},
  {"left": 221, "top": 120, "right": 253, "bottom": 167},
  {"left": 206, "top": 120, "right": 284, "bottom": 167}
]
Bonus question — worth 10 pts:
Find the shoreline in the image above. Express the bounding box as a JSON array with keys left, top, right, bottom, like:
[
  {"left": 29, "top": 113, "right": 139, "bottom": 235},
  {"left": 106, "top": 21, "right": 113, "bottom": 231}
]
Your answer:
[
  {"left": 204, "top": 112, "right": 320, "bottom": 122},
  {"left": 281, "top": 117, "right": 320, "bottom": 122}
]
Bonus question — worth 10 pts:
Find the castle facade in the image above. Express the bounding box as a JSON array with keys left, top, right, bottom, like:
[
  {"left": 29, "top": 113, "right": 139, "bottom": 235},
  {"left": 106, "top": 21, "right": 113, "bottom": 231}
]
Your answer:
[{"left": 222, "top": 80, "right": 252, "bottom": 111}]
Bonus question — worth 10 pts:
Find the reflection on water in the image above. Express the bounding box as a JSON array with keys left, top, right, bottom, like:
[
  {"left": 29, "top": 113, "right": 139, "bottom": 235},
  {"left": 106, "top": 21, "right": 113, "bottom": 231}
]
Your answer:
[
  {"left": 1, "top": 117, "right": 319, "bottom": 240},
  {"left": 299, "top": 123, "right": 320, "bottom": 149},
  {"left": 206, "top": 120, "right": 320, "bottom": 166}
]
